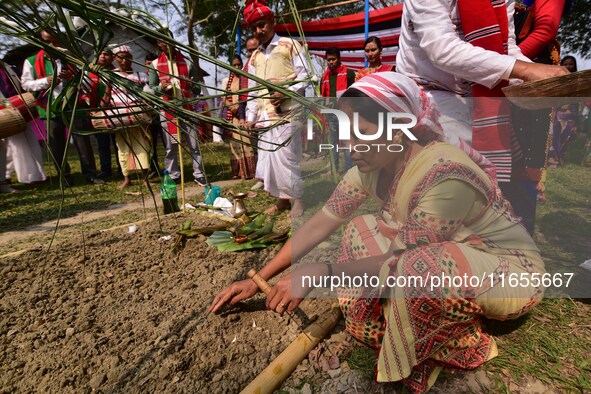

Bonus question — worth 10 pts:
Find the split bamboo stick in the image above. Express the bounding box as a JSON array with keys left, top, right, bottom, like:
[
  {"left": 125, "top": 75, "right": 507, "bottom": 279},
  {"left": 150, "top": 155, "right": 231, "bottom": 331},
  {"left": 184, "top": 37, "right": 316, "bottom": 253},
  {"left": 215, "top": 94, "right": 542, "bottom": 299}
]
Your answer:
[
  {"left": 240, "top": 304, "right": 342, "bottom": 394},
  {"left": 242, "top": 270, "right": 343, "bottom": 392}
]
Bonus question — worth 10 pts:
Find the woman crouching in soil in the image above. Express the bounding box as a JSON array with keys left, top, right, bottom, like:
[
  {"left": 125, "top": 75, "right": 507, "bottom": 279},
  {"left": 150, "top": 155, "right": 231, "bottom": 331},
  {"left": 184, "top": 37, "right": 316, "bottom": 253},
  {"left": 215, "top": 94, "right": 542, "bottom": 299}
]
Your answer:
[{"left": 209, "top": 72, "right": 545, "bottom": 393}]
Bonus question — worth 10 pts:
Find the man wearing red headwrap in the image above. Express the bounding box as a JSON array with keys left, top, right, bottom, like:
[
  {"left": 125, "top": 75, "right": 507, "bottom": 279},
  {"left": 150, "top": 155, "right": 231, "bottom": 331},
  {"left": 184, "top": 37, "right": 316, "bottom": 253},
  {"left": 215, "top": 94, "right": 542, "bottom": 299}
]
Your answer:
[{"left": 243, "top": 0, "right": 311, "bottom": 217}]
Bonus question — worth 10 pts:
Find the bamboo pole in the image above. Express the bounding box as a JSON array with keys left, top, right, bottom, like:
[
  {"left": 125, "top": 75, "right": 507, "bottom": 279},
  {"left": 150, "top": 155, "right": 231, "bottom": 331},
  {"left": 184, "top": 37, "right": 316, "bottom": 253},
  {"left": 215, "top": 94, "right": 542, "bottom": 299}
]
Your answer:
[
  {"left": 248, "top": 269, "right": 273, "bottom": 294},
  {"left": 240, "top": 304, "right": 342, "bottom": 394},
  {"left": 176, "top": 120, "right": 186, "bottom": 213}
]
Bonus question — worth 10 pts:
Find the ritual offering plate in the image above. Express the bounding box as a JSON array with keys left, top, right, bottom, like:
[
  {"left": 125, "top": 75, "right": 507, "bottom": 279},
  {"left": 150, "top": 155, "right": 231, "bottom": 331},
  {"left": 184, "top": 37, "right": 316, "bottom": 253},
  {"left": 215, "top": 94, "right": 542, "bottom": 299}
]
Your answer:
[{"left": 503, "top": 69, "right": 591, "bottom": 110}]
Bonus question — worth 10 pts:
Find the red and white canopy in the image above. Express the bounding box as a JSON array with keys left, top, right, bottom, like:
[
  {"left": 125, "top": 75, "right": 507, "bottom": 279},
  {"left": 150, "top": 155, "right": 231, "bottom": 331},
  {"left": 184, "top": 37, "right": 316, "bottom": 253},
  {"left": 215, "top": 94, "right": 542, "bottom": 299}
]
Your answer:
[{"left": 275, "top": 4, "right": 402, "bottom": 70}]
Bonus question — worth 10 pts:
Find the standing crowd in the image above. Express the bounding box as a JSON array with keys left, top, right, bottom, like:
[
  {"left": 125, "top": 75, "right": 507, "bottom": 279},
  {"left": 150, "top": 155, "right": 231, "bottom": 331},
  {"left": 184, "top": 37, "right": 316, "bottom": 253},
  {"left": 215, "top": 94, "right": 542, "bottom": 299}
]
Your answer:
[{"left": 1, "top": 28, "right": 209, "bottom": 192}]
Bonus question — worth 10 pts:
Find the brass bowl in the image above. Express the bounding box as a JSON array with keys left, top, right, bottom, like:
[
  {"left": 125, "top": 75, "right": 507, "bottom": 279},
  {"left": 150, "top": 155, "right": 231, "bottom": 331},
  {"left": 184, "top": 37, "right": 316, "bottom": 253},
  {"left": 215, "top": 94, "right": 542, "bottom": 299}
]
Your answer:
[{"left": 233, "top": 235, "right": 248, "bottom": 244}]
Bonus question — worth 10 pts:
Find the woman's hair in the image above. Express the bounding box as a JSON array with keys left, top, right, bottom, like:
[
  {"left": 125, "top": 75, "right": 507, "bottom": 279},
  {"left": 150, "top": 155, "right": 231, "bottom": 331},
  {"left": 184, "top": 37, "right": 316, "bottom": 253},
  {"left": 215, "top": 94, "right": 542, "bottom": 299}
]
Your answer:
[
  {"left": 231, "top": 54, "right": 243, "bottom": 67},
  {"left": 325, "top": 46, "right": 341, "bottom": 59},
  {"left": 560, "top": 55, "right": 577, "bottom": 71},
  {"left": 363, "top": 36, "right": 383, "bottom": 50},
  {"left": 145, "top": 52, "right": 158, "bottom": 62}
]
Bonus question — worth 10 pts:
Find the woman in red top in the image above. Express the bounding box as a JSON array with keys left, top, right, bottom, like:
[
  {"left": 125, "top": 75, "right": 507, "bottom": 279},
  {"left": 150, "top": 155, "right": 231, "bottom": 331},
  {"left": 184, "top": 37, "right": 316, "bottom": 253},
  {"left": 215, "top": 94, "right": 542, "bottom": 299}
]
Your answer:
[
  {"left": 515, "top": 0, "right": 568, "bottom": 63},
  {"left": 355, "top": 36, "right": 394, "bottom": 81}
]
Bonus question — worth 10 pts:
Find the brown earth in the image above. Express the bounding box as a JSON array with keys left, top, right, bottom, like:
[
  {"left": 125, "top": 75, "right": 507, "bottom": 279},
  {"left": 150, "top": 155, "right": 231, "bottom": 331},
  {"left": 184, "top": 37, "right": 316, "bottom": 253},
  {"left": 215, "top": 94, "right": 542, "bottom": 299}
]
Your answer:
[
  {"left": 0, "top": 206, "right": 563, "bottom": 393},
  {"left": 0, "top": 211, "right": 325, "bottom": 393}
]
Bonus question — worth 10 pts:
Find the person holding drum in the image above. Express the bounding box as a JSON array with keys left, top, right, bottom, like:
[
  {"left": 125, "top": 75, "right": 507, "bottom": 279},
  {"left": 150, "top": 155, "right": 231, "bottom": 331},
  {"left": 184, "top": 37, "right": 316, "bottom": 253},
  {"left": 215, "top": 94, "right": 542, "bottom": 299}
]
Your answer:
[
  {"left": 102, "top": 45, "right": 152, "bottom": 189},
  {"left": 21, "top": 30, "right": 104, "bottom": 185},
  {"left": 0, "top": 60, "right": 46, "bottom": 190}
]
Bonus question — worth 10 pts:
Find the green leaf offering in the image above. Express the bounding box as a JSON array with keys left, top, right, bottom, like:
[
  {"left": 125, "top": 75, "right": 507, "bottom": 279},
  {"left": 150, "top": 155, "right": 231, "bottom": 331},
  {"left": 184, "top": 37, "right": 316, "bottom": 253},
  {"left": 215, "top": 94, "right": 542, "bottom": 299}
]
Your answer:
[{"left": 205, "top": 215, "right": 288, "bottom": 252}]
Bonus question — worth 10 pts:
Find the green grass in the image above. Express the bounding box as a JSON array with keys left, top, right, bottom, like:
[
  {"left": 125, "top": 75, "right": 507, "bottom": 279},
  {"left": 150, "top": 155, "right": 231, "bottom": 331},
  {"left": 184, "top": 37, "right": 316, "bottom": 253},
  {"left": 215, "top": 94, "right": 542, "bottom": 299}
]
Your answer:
[
  {"left": 485, "top": 298, "right": 591, "bottom": 393},
  {"left": 535, "top": 134, "right": 591, "bottom": 299},
  {"left": 0, "top": 141, "right": 232, "bottom": 233},
  {"left": 484, "top": 134, "right": 591, "bottom": 393},
  {"left": 346, "top": 346, "right": 378, "bottom": 380},
  {"left": 0, "top": 208, "right": 151, "bottom": 256}
]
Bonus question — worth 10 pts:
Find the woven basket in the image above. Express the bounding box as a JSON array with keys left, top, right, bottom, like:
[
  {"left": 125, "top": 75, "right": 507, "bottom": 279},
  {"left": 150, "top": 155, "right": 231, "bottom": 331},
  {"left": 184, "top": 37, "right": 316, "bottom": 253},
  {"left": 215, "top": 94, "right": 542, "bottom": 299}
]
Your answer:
[
  {"left": 0, "top": 108, "right": 26, "bottom": 138},
  {"left": 503, "top": 69, "right": 591, "bottom": 110}
]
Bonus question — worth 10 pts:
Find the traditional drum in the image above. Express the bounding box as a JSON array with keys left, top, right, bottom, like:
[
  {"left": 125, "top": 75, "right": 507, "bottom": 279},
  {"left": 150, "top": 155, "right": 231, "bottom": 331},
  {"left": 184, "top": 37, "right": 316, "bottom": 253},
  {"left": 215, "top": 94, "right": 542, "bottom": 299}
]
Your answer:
[
  {"left": 90, "top": 105, "right": 153, "bottom": 131},
  {"left": 6, "top": 92, "right": 38, "bottom": 121},
  {"left": 0, "top": 107, "right": 27, "bottom": 138},
  {"left": 0, "top": 92, "right": 38, "bottom": 122}
]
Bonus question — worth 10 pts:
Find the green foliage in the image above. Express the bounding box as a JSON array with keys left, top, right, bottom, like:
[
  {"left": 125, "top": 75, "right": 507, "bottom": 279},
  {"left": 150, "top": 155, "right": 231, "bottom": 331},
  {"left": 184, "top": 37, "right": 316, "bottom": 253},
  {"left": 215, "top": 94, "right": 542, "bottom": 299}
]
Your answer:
[
  {"left": 206, "top": 213, "right": 289, "bottom": 251},
  {"left": 557, "top": 0, "right": 591, "bottom": 59},
  {"left": 190, "top": 0, "right": 365, "bottom": 59},
  {"left": 346, "top": 346, "right": 377, "bottom": 380}
]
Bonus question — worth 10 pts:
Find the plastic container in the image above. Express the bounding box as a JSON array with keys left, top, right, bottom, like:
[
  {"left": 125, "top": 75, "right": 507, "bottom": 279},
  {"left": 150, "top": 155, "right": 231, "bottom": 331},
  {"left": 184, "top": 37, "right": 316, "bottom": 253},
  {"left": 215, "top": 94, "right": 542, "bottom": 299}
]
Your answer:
[
  {"left": 160, "top": 170, "right": 179, "bottom": 214},
  {"left": 204, "top": 185, "right": 221, "bottom": 205}
]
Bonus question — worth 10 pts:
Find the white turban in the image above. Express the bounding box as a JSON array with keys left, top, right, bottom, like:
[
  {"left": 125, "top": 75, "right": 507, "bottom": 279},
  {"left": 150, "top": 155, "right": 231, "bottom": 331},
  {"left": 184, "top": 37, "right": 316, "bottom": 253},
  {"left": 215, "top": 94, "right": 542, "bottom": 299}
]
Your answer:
[{"left": 112, "top": 45, "right": 133, "bottom": 56}]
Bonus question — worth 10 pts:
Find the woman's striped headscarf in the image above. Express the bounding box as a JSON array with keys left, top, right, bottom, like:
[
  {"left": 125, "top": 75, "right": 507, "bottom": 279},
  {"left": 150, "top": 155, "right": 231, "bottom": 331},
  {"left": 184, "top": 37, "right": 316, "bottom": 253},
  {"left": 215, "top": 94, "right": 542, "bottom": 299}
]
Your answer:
[
  {"left": 347, "top": 71, "right": 444, "bottom": 143},
  {"left": 346, "top": 72, "right": 496, "bottom": 179}
]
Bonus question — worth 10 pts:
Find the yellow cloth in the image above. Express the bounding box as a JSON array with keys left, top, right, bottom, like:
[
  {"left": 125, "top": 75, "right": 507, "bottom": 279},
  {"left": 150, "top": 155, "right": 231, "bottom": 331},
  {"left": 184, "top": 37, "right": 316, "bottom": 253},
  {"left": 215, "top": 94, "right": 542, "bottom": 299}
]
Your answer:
[
  {"left": 322, "top": 142, "right": 545, "bottom": 391},
  {"left": 223, "top": 75, "right": 256, "bottom": 179},
  {"left": 251, "top": 37, "right": 301, "bottom": 120},
  {"left": 115, "top": 127, "right": 151, "bottom": 176}
]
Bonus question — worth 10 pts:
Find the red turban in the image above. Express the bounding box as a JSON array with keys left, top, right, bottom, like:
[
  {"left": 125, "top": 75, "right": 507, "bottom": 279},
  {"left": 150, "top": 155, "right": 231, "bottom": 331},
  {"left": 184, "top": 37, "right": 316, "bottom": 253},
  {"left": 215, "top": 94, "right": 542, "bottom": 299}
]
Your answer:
[{"left": 243, "top": 0, "right": 274, "bottom": 27}]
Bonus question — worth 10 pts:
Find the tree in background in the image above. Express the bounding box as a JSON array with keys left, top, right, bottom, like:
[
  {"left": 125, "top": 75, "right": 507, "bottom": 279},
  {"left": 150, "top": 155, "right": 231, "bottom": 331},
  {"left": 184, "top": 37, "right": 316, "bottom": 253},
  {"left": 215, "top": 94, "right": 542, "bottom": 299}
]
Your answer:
[
  {"left": 557, "top": 0, "right": 591, "bottom": 59},
  {"left": 187, "top": 0, "right": 367, "bottom": 59}
]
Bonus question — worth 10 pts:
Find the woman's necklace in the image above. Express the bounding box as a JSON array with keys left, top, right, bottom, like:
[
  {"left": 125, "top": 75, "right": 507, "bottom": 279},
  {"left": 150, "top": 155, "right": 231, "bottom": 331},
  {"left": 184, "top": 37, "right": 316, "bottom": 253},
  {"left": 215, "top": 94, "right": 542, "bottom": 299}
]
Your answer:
[{"left": 368, "top": 63, "right": 382, "bottom": 73}]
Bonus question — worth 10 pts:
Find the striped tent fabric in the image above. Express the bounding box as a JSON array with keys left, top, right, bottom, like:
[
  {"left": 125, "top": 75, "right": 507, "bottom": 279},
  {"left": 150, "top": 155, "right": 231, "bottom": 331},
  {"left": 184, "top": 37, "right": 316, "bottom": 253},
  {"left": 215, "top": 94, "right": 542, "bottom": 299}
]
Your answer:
[{"left": 274, "top": 4, "right": 402, "bottom": 70}]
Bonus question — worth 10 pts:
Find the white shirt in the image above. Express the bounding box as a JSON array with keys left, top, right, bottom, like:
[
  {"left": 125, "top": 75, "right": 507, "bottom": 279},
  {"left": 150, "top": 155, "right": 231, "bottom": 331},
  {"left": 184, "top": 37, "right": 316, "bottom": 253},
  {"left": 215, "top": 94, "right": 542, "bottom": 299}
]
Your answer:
[
  {"left": 396, "top": 0, "right": 529, "bottom": 95},
  {"left": 246, "top": 34, "right": 311, "bottom": 123},
  {"left": 21, "top": 56, "right": 64, "bottom": 98}
]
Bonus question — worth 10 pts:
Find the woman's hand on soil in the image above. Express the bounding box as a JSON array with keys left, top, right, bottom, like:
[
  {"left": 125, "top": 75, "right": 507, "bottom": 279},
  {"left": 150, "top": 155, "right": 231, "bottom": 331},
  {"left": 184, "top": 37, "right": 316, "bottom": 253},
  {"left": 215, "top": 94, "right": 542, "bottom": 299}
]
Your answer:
[
  {"left": 266, "top": 273, "right": 303, "bottom": 314},
  {"left": 209, "top": 279, "right": 259, "bottom": 313},
  {"left": 266, "top": 265, "right": 325, "bottom": 314}
]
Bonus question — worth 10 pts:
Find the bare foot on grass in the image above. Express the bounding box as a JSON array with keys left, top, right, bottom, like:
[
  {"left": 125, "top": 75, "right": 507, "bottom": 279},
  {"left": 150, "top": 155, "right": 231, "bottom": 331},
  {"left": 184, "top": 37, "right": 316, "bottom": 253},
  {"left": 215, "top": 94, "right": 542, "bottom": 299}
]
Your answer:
[
  {"left": 117, "top": 178, "right": 132, "bottom": 190},
  {"left": 290, "top": 198, "right": 304, "bottom": 218},
  {"left": 264, "top": 199, "right": 291, "bottom": 215}
]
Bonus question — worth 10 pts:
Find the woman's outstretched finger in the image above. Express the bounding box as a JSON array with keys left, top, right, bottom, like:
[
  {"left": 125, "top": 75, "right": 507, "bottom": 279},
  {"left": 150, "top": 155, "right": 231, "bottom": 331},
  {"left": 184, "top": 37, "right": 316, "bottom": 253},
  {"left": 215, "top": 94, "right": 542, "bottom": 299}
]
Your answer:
[{"left": 209, "top": 288, "right": 236, "bottom": 313}]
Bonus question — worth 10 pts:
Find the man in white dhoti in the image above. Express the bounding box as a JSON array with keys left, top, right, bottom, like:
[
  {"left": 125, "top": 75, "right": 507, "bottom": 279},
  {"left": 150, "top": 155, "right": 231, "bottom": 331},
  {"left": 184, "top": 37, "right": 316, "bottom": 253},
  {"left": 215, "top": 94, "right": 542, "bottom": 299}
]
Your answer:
[
  {"left": 243, "top": 0, "right": 311, "bottom": 217},
  {"left": 0, "top": 61, "right": 46, "bottom": 187}
]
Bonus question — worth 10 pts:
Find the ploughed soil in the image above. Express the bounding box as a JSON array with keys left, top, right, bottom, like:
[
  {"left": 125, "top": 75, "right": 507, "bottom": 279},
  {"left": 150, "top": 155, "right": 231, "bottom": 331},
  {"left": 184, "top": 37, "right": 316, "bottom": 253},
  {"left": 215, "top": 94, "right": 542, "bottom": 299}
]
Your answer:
[
  {"left": 0, "top": 211, "right": 331, "bottom": 393},
  {"left": 0, "top": 209, "right": 570, "bottom": 393}
]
